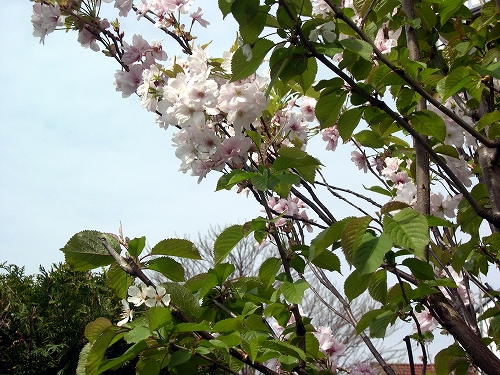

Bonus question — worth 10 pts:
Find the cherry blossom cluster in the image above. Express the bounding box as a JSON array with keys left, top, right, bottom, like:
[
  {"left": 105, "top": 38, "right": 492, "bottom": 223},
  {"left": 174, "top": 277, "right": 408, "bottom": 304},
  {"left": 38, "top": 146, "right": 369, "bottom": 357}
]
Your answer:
[
  {"left": 266, "top": 195, "right": 313, "bottom": 232},
  {"left": 116, "top": 282, "right": 171, "bottom": 326}
]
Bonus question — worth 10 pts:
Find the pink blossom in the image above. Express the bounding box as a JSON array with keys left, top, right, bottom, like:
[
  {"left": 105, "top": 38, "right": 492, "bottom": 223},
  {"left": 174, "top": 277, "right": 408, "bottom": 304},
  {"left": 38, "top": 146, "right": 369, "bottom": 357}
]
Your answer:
[
  {"left": 31, "top": 3, "right": 64, "bottom": 44},
  {"left": 313, "top": 326, "right": 346, "bottom": 359},
  {"left": 394, "top": 182, "right": 417, "bottom": 206},
  {"left": 300, "top": 97, "right": 317, "bottom": 122},
  {"left": 322, "top": 126, "right": 340, "bottom": 151},
  {"left": 114, "top": 0, "right": 134, "bottom": 17},
  {"left": 414, "top": 307, "right": 438, "bottom": 334},
  {"left": 351, "top": 151, "right": 368, "bottom": 173},
  {"left": 114, "top": 64, "right": 144, "bottom": 98},
  {"left": 284, "top": 112, "right": 308, "bottom": 141},
  {"left": 122, "top": 35, "right": 151, "bottom": 65},
  {"left": 390, "top": 170, "right": 410, "bottom": 189},
  {"left": 439, "top": 266, "right": 474, "bottom": 306},
  {"left": 78, "top": 28, "right": 100, "bottom": 51},
  {"left": 351, "top": 362, "right": 378, "bottom": 375},
  {"left": 190, "top": 7, "right": 210, "bottom": 27},
  {"left": 381, "top": 156, "right": 402, "bottom": 177},
  {"left": 311, "top": 0, "right": 331, "bottom": 18}
]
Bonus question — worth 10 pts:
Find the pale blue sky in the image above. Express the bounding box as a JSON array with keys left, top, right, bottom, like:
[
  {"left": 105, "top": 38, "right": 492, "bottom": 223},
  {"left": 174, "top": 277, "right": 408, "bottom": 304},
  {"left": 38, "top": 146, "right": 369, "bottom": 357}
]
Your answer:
[{"left": 1, "top": 2, "right": 370, "bottom": 275}]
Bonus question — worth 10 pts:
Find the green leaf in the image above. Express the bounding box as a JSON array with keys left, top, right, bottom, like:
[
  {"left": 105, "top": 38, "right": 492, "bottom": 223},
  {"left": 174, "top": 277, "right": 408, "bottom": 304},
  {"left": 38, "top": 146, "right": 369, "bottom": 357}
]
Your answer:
[
  {"left": 352, "top": 232, "right": 393, "bottom": 275},
  {"left": 146, "top": 306, "right": 172, "bottom": 331},
  {"left": 311, "top": 250, "right": 341, "bottom": 272},
  {"left": 176, "top": 321, "right": 211, "bottom": 332},
  {"left": 163, "top": 282, "right": 201, "bottom": 320},
  {"left": 231, "top": 0, "right": 268, "bottom": 43},
  {"left": 383, "top": 208, "right": 429, "bottom": 258},
  {"left": 273, "top": 147, "right": 321, "bottom": 170},
  {"left": 260, "top": 340, "right": 306, "bottom": 361},
  {"left": 218, "top": 0, "right": 234, "bottom": 18},
  {"left": 147, "top": 257, "right": 185, "bottom": 282},
  {"left": 216, "top": 170, "right": 256, "bottom": 191},
  {"left": 410, "top": 110, "right": 446, "bottom": 143},
  {"left": 435, "top": 344, "right": 469, "bottom": 375},
  {"left": 259, "top": 257, "right": 282, "bottom": 289},
  {"left": 169, "top": 349, "right": 191, "bottom": 368},
  {"left": 310, "top": 218, "right": 351, "bottom": 260},
  {"left": 354, "top": 129, "right": 385, "bottom": 148},
  {"left": 380, "top": 201, "right": 410, "bottom": 214},
  {"left": 340, "top": 38, "right": 373, "bottom": 61},
  {"left": 209, "top": 262, "right": 236, "bottom": 284},
  {"left": 356, "top": 309, "right": 384, "bottom": 334},
  {"left": 214, "top": 225, "right": 245, "bottom": 264},
  {"left": 107, "top": 263, "right": 133, "bottom": 299},
  {"left": 85, "top": 318, "right": 112, "bottom": 344},
  {"left": 124, "top": 326, "right": 150, "bottom": 344},
  {"left": 86, "top": 326, "right": 121, "bottom": 375},
  {"left": 369, "top": 310, "right": 394, "bottom": 338},
  {"left": 337, "top": 107, "right": 365, "bottom": 141},
  {"left": 344, "top": 269, "right": 372, "bottom": 301},
  {"left": 231, "top": 38, "right": 275, "bottom": 81},
  {"left": 136, "top": 347, "right": 168, "bottom": 375},
  {"left": 212, "top": 318, "right": 244, "bottom": 333},
  {"left": 61, "top": 231, "right": 120, "bottom": 271},
  {"left": 477, "top": 110, "right": 500, "bottom": 131},
  {"left": 151, "top": 238, "right": 201, "bottom": 260},
  {"left": 439, "top": 0, "right": 464, "bottom": 25},
  {"left": 241, "top": 338, "right": 260, "bottom": 363},
  {"left": 128, "top": 237, "right": 146, "bottom": 257},
  {"left": 341, "top": 216, "right": 372, "bottom": 265},
  {"left": 316, "top": 90, "right": 347, "bottom": 129},
  {"left": 402, "top": 258, "right": 436, "bottom": 280},
  {"left": 368, "top": 269, "right": 387, "bottom": 304},
  {"left": 436, "top": 66, "right": 480, "bottom": 102},
  {"left": 280, "top": 280, "right": 309, "bottom": 304}
]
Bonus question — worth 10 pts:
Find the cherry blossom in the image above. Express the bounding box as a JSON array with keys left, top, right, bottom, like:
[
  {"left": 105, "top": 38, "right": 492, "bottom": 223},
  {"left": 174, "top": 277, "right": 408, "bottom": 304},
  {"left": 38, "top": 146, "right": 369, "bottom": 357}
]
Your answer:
[
  {"left": 122, "top": 35, "right": 152, "bottom": 65},
  {"left": 144, "top": 285, "right": 171, "bottom": 307},
  {"left": 322, "top": 126, "right": 340, "bottom": 151},
  {"left": 351, "top": 362, "right": 378, "bottom": 375},
  {"left": 127, "top": 282, "right": 155, "bottom": 307},
  {"left": 31, "top": 3, "right": 64, "bottom": 44},
  {"left": 190, "top": 7, "right": 210, "bottom": 28},
  {"left": 299, "top": 97, "right": 317, "bottom": 122},
  {"left": 351, "top": 151, "right": 368, "bottom": 173},
  {"left": 439, "top": 266, "right": 474, "bottom": 306},
  {"left": 414, "top": 307, "right": 438, "bottom": 334},
  {"left": 117, "top": 300, "right": 133, "bottom": 326}
]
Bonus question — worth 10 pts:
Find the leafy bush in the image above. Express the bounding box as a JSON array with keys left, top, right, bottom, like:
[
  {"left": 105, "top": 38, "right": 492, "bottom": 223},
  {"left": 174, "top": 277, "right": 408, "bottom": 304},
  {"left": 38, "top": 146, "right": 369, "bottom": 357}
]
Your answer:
[{"left": 0, "top": 263, "right": 121, "bottom": 375}]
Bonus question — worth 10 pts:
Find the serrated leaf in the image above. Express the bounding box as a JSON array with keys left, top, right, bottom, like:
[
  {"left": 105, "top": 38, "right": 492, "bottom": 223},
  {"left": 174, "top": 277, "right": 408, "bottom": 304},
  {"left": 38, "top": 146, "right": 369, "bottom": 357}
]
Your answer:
[
  {"left": 369, "top": 310, "right": 394, "bottom": 338},
  {"left": 341, "top": 216, "right": 372, "bottom": 264},
  {"left": 310, "top": 218, "right": 351, "bottom": 259},
  {"left": 344, "top": 269, "right": 372, "bottom": 301},
  {"left": 340, "top": 38, "right": 373, "bottom": 61},
  {"left": 107, "top": 263, "right": 133, "bottom": 299},
  {"left": 98, "top": 341, "right": 148, "bottom": 373},
  {"left": 356, "top": 309, "right": 384, "bottom": 334},
  {"left": 86, "top": 326, "right": 121, "bottom": 375},
  {"left": 259, "top": 257, "right": 282, "bottom": 289},
  {"left": 316, "top": 90, "right": 347, "bottom": 129},
  {"left": 213, "top": 318, "right": 244, "bottom": 333},
  {"left": 61, "top": 231, "right": 120, "bottom": 271},
  {"left": 128, "top": 237, "right": 146, "bottom": 257},
  {"left": 241, "top": 338, "right": 260, "bottom": 363},
  {"left": 410, "top": 110, "right": 446, "bottom": 143},
  {"left": 176, "top": 321, "right": 211, "bottom": 332},
  {"left": 85, "top": 318, "right": 112, "bottom": 343},
  {"left": 368, "top": 269, "right": 387, "bottom": 303},
  {"left": 311, "top": 250, "right": 341, "bottom": 272},
  {"left": 477, "top": 110, "right": 500, "bottom": 131},
  {"left": 147, "top": 256, "right": 185, "bottom": 282},
  {"left": 352, "top": 232, "right": 393, "bottom": 275},
  {"left": 402, "top": 258, "right": 435, "bottom": 280},
  {"left": 337, "top": 107, "right": 365, "bottom": 141},
  {"left": 280, "top": 280, "right": 309, "bottom": 304},
  {"left": 151, "top": 238, "right": 201, "bottom": 260},
  {"left": 436, "top": 66, "right": 479, "bottom": 102},
  {"left": 383, "top": 208, "right": 429, "bottom": 257},
  {"left": 146, "top": 306, "right": 172, "bottom": 331},
  {"left": 380, "top": 201, "right": 410, "bottom": 214},
  {"left": 439, "top": 0, "right": 464, "bottom": 25},
  {"left": 77, "top": 343, "right": 91, "bottom": 375},
  {"left": 214, "top": 225, "right": 245, "bottom": 264},
  {"left": 231, "top": 38, "right": 275, "bottom": 81},
  {"left": 260, "top": 340, "right": 306, "bottom": 361},
  {"left": 124, "top": 326, "right": 150, "bottom": 344},
  {"left": 273, "top": 147, "right": 321, "bottom": 170},
  {"left": 163, "top": 282, "right": 201, "bottom": 320},
  {"left": 435, "top": 344, "right": 468, "bottom": 375}
]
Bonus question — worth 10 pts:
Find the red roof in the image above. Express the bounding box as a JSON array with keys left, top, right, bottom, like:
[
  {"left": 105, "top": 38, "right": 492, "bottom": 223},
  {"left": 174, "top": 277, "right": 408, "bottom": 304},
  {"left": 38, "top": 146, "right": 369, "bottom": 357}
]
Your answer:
[{"left": 387, "top": 364, "right": 436, "bottom": 375}]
